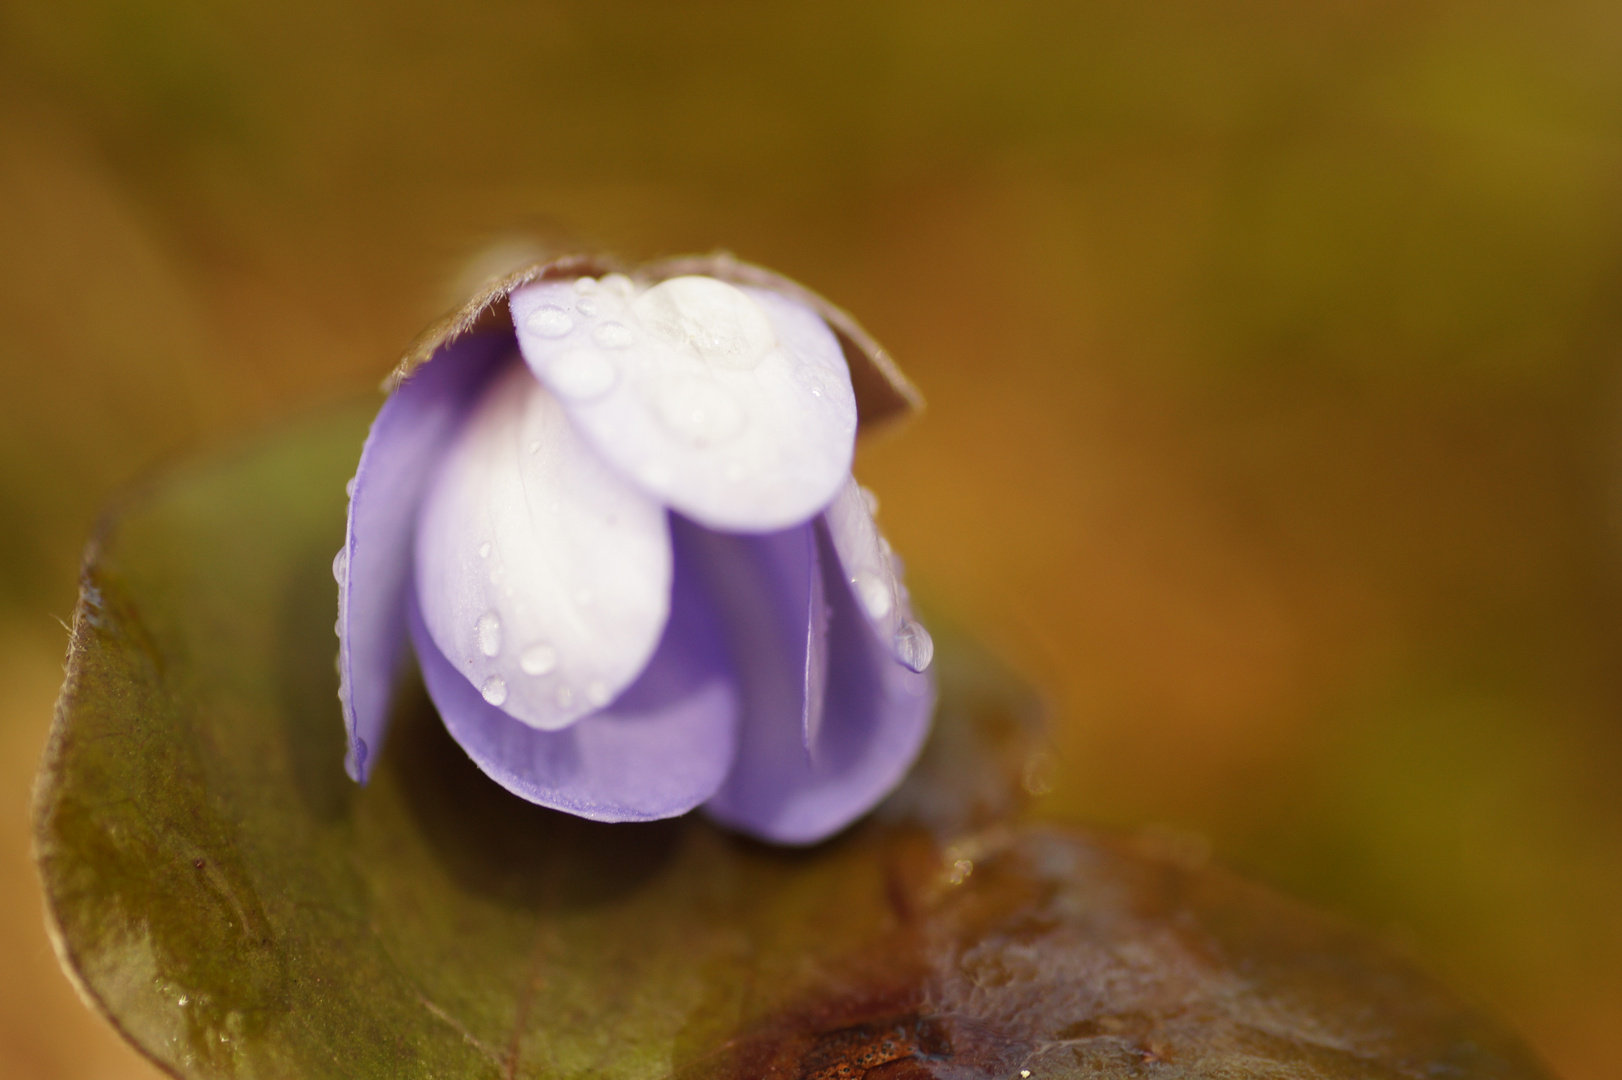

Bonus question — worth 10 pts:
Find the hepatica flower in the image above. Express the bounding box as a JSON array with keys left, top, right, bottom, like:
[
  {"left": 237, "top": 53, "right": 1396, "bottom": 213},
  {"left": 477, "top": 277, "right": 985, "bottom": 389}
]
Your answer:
[{"left": 333, "top": 255, "right": 935, "bottom": 843}]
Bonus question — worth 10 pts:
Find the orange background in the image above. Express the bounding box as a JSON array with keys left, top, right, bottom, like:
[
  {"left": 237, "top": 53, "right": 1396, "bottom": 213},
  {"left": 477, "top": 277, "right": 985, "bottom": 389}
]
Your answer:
[{"left": 2, "top": 2, "right": 1620, "bottom": 1077}]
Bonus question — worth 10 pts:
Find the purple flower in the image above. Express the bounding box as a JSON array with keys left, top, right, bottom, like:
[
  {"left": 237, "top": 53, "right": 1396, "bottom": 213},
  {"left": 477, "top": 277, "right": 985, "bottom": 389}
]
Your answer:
[{"left": 333, "top": 255, "right": 935, "bottom": 844}]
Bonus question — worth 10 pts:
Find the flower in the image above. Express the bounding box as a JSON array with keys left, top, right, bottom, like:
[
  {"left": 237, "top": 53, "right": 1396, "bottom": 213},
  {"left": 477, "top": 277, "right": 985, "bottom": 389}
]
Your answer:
[{"left": 333, "top": 253, "right": 936, "bottom": 844}]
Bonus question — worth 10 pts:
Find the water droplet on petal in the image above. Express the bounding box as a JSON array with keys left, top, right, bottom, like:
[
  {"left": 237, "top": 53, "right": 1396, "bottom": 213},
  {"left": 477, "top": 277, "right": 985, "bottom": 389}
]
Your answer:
[
  {"left": 576, "top": 295, "right": 599, "bottom": 317},
  {"left": 632, "top": 276, "right": 775, "bottom": 370},
  {"left": 574, "top": 276, "right": 598, "bottom": 294},
  {"left": 860, "top": 486, "right": 880, "bottom": 516},
  {"left": 520, "top": 643, "right": 557, "bottom": 675},
  {"left": 331, "top": 548, "right": 349, "bottom": 585},
  {"left": 344, "top": 476, "right": 356, "bottom": 498},
  {"left": 478, "top": 541, "right": 491, "bottom": 558},
  {"left": 894, "top": 619, "right": 934, "bottom": 672},
  {"left": 547, "top": 350, "right": 617, "bottom": 400},
  {"left": 854, "top": 571, "right": 893, "bottom": 620},
  {"left": 656, "top": 379, "right": 745, "bottom": 446},
  {"left": 555, "top": 685, "right": 575, "bottom": 708},
  {"left": 592, "top": 320, "right": 635, "bottom": 348},
  {"left": 527, "top": 440, "right": 541, "bottom": 454},
  {"left": 476, "top": 611, "right": 502, "bottom": 657},
  {"left": 525, "top": 305, "right": 573, "bottom": 338},
  {"left": 586, "top": 680, "right": 610, "bottom": 706},
  {"left": 481, "top": 675, "right": 508, "bottom": 706},
  {"left": 601, "top": 272, "right": 633, "bottom": 296}
]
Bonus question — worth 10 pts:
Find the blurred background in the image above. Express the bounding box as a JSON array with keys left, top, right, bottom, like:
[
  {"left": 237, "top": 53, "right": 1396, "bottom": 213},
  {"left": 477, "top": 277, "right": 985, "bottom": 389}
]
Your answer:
[{"left": 2, "top": 1, "right": 1620, "bottom": 1077}]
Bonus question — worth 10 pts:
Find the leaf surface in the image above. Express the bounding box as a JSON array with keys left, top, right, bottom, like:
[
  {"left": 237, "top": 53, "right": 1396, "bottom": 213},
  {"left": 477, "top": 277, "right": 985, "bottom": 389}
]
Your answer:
[{"left": 35, "top": 405, "right": 1551, "bottom": 1079}]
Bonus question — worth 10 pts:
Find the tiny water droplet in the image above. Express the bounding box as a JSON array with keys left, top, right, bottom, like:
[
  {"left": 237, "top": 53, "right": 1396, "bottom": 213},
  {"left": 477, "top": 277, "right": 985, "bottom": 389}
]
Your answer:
[
  {"left": 520, "top": 643, "right": 556, "bottom": 675},
  {"left": 854, "top": 571, "right": 893, "bottom": 620},
  {"left": 331, "top": 548, "right": 349, "bottom": 585},
  {"left": 576, "top": 295, "right": 599, "bottom": 317},
  {"left": 334, "top": 619, "right": 342, "bottom": 637},
  {"left": 547, "top": 350, "right": 617, "bottom": 400},
  {"left": 476, "top": 611, "right": 502, "bottom": 657},
  {"left": 592, "top": 320, "right": 635, "bottom": 348},
  {"left": 344, "top": 476, "right": 356, "bottom": 497},
  {"left": 555, "top": 685, "right": 575, "bottom": 708},
  {"left": 478, "top": 541, "right": 491, "bottom": 558},
  {"left": 481, "top": 675, "right": 508, "bottom": 706},
  {"left": 574, "top": 276, "right": 598, "bottom": 294},
  {"left": 860, "top": 486, "right": 880, "bottom": 516},
  {"left": 525, "top": 304, "right": 573, "bottom": 338},
  {"left": 586, "top": 680, "right": 610, "bottom": 706},
  {"left": 894, "top": 619, "right": 934, "bottom": 672}
]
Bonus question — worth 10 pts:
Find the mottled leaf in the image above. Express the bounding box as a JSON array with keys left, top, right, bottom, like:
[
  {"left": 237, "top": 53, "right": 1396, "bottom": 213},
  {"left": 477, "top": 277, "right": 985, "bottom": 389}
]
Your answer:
[{"left": 34, "top": 405, "right": 1551, "bottom": 1080}]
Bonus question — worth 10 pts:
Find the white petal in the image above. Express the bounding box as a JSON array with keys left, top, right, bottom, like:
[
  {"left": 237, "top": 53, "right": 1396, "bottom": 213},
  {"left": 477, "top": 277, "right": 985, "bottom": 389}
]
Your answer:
[
  {"left": 510, "top": 274, "right": 858, "bottom": 532},
  {"left": 823, "top": 476, "right": 933, "bottom": 672},
  {"left": 414, "top": 361, "right": 673, "bottom": 731}
]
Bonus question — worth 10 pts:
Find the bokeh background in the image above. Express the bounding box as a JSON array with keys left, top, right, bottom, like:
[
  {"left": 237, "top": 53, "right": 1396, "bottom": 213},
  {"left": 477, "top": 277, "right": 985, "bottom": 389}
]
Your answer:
[{"left": 3, "top": 1, "right": 1621, "bottom": 1077}]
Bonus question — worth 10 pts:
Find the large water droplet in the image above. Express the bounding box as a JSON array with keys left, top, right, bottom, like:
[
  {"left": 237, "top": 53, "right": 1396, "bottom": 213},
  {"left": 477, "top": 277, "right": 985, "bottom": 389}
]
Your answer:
[
  {"left": 520, "top": 643, "right": 557, "bottom": 675},
  {"left": 331, "top": 547, "right": 349, "bottom": 586},
  {"left": 525, "top": 305, "right": 573, "bottom": 338},
  {"left": 547, "top": 350, "right": 617, "bottom": 400},
  {"left": 481, "top": 675, "right": 508, "bottom": 706},
  {"left": 632, "top": 276, "right": 775, "bottom": 370},
  {"left": 854, "top": 571, "right": 893, "bottom": 620},
  {"left": 592, "top": 320, "right": 635, "bottom": 349},
  {"left": 894, "top": 619, "right": 934, "bottom": 673},
  {"left": 656, "top": 379, "right": 746, "bottom": 446},
  {"left": 476, "top": 611, "right": 502, "bottom": 657}
]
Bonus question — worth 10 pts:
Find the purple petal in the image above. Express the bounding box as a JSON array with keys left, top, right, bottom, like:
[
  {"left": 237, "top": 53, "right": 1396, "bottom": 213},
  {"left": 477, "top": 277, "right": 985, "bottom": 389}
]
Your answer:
[
  {"left": 408, "top": 526, "right": 740, "bottom": 821},
  {"left": 414, "top": 362, "right": 672, "bottom": 731},
  {"left": 683, "top": 516, "right": 935, "bottom": 844},
  {"left": 510, "top": 274, "right": 858, "bottom": 532},
  {"left": 822, "top": 477, "right": 934, "bottom": 672},
  {"left": 337, "top": 332, "right": 513, "bottom": 782}
]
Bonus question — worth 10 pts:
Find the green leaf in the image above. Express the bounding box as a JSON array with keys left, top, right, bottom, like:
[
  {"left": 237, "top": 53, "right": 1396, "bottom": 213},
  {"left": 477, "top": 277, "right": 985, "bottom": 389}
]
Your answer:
[{"left": 35, "top": 404, "right": 1550, "bottom": 1080}]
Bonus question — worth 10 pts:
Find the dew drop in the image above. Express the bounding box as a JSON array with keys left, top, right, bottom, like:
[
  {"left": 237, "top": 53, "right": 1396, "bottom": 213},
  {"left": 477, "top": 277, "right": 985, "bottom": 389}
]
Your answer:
[
  {"left": 481, "top": 675, "right": 508, "bottom": 706},
  {"left": 860, "top": 486, "right": 880, "bottom": 517},
  {"left": 592, "top": 320, "right": 635, "bottom": 348},
  {"left": 527, "top": 439, "right": 541, "bottom": 454},
  {"left": 894, "top": 619, "right": 934, "bottom": 672},
  {"left": 476, "top": 611, "right": 502, "bottom": 657},
  {"left": 574, "top": 276, "right": 598, "bottom": 294},
  {"left": 525, "top": 304, "right": 573, "bottom": 338},
  {"left": 331, "top": 547, "right": 349, "bottom": 585},
  {"left": 601, "top": 272, "right": 633, "bottom": 296},
  {"left": 854, "top": 572, "right": 893, "bottom": 620},
  {"left": 632, "top": 276, "right": 775, "bottom": 370},
  {"left": 520, "top": 643, "right": 557, "bottom": 675},
  {"left": 478, "top": 541, "right": 491, "bottom": 558},
  {"left": 555, "top": 685, "right": 575, "bottom": 708},
  {"left": 344, "top": 476, "right": 356, "bottom": 498},
  {"left": 547, "top": 350, "right": 617, "bottom": 400},
  {"left": 576, "top": 295, "right": 599, "bottom": 317},
  {"left": 656, "top": 379, "right": 746, "bottom": 446},
  {"left": 586, "top": 680, "right": 611, "bottom": 706}
]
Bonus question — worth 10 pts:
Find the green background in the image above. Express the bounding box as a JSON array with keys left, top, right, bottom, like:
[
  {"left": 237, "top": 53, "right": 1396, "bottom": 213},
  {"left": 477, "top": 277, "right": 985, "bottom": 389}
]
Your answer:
[{"left": 2, "top": 1, "right": 1619, "bottom": 1077}]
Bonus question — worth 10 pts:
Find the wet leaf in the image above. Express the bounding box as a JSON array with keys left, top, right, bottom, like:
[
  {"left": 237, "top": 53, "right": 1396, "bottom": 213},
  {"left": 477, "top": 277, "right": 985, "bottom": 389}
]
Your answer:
[{"left": 35, "top": 405, "right": 1550, "bottom": 1079}]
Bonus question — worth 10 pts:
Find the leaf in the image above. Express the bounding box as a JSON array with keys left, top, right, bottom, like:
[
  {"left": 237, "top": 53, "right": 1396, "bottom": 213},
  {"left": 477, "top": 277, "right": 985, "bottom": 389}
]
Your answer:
[{"left": 35, "top": 404, "right": 1551, "bottom": 1080}]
